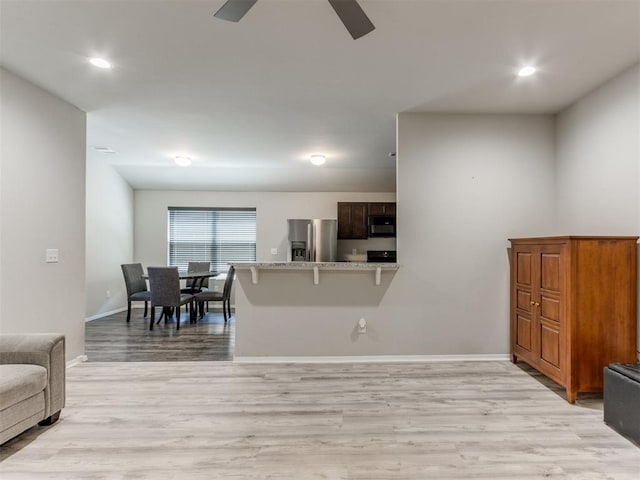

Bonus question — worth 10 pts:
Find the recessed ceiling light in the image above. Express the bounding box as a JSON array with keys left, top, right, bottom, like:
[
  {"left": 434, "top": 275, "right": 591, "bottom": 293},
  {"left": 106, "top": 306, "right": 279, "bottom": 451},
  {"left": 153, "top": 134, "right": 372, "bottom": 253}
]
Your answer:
[
  {"left": 517, "top": 66, "right": 537, "bottom": 77},
  {"left": 174, "top": 156, "right": 192, "bottom": 167},
  {"left": 310, "top": 154, "right": 326, "bottom": 166},
  {"left": 89, "top": 57, "right": 112, "bottom": 69}
]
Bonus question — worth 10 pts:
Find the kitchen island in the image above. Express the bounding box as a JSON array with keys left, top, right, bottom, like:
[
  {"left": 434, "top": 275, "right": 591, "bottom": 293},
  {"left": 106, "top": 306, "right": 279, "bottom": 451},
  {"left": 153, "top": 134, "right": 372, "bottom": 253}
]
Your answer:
[{"left": 231, "top": 261, "right": 399, "bottom": 360}]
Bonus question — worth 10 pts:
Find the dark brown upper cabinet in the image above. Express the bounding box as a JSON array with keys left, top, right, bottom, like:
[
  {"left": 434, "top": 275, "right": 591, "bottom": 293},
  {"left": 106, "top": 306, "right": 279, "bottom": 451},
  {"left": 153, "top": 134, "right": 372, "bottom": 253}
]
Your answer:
[
  {"left": 368, "top": 203, "right": 396, "bottom": 216},
  {"left": 337, "top": 202, "right": 368, "bottom": 239}
]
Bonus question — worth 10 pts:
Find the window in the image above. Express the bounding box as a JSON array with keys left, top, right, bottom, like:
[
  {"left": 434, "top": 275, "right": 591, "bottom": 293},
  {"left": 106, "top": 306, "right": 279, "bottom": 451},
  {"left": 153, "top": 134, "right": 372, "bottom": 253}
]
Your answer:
[{"left": 168, "top": 207, "right": 256, "bottom": 272}]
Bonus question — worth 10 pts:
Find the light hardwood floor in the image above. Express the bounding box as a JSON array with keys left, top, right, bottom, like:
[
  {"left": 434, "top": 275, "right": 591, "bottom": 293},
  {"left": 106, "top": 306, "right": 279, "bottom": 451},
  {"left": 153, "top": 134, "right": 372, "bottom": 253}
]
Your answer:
[{"left": 1, "top": 361, "right": 638, "bottom": 479}]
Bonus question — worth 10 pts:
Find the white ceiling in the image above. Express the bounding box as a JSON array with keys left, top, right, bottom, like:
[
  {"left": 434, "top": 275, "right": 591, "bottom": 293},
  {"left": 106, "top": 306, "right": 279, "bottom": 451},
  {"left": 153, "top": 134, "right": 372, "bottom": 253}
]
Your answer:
[{"left": 1, "top": 0, "right": 639, "bottom": 191}]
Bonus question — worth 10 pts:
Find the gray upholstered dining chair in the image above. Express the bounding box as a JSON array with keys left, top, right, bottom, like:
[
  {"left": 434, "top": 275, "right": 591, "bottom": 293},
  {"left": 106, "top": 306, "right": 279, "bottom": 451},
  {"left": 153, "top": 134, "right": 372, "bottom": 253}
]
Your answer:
[
  {"left": 121, "top": 263, "right": 152, "bottom": 322},
  {"left": 180, "top": 261, "right": 211, "bottom": 294},
  {"left": 147, "top": 267, "right": 195, "bottom": 331},
  {"left": 194, "top": 265, "right": 235, "bottom": 323}
]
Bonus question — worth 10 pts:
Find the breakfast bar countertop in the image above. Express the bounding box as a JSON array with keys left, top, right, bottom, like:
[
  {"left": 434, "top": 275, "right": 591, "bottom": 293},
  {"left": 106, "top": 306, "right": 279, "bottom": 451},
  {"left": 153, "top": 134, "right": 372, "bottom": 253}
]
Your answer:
[
  {"left": 231, "top": 261, "right": 399, "bottom": 269},
  {"left": 231, "top": 261, "right": 399, "bottom": 285}
]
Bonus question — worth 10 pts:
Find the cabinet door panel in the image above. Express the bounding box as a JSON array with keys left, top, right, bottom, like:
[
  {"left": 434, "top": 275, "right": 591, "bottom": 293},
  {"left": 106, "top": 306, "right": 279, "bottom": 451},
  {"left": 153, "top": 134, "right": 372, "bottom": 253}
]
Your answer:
[
  {"left": 337, "top": 203, "right": 352, "bottom": 239},
  {"left": 368, "top": 202, "right": 396, "bottom": 216},
  {"left": 516, "top": 252, "right": 533, "bottom": 286},
  {"left": 540, "top": 296, "right": 560, "bottom": 322},
  {"left": 541, "top": 253, "right": 561, "bottom": 292},
  {"left": 351, "top": 203, "right": 368, "bottom": 239},
  {"left": 540, "top": 320, "right": 561, "bottom": 368},
  {"left": 517, "top": 289, "right": 532, "bottom": 312},
  {"left": 384, "top": 203, "right": 396, "bottom": 216},
  {"left": 368, "top": 203, "right": 385, "bottom": 216},
  {"left": 516, "top": 314, "right": 533, "bottom": 352}
]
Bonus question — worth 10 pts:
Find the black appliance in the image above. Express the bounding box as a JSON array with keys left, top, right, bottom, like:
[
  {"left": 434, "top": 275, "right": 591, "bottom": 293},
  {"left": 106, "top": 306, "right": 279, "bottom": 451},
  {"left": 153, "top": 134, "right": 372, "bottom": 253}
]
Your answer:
[
  {"left": 368, "top": 215, "right": 396, "bottom": 237},
  {"left": 367, "top": 250, "right": 397, "bottom": 263}
]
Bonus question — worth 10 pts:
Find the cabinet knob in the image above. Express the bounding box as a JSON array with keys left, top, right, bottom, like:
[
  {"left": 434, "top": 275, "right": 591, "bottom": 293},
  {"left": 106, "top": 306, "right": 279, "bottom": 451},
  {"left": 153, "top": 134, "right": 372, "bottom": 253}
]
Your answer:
[
  {"left": 535, "top": 302, "right": 540, "bottom": 307},
  {"left": 530, "top": 301, "right": 535, "bottom": 305}
]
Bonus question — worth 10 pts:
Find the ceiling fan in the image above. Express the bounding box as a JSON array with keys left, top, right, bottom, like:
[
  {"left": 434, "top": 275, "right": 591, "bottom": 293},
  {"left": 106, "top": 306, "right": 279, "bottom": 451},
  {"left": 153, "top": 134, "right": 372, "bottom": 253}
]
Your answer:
[{"left": 214, "top": 0, "right": 375, "bottom": 40}]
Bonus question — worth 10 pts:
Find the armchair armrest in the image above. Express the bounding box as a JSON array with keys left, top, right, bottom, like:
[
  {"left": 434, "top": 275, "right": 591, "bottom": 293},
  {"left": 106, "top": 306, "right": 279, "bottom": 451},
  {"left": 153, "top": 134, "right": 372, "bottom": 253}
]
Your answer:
[{"left": 0, "top": 334, "right": 66, "bottom": 419}]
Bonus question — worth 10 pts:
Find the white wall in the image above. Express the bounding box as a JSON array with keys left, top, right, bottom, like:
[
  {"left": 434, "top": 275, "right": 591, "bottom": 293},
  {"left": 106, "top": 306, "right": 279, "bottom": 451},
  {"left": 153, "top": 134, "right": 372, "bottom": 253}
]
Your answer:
[
  {"left": 234, "top": 267, "right": 400, "bottom": 357},
  {"left": 0, "top": 68, "right": 86, "bottom": 361},
  {"left": 556, "top": 64, "right": 639, "bottom": 234},
  {"left": 134, "top": 191, "right": 396, "bottom": 268},
  {"left": 232, "top": 70, "right": 638, "bottom": 358},
  {"left": 232, "top": 114, "right": 556, "bottom": 357},
  {"left": 389, "top": 113, "right": 557, "bottom": 355},
  {"left": 555, "top": 63, "right": 640, "bottom": 351},
  {"left": 85, "top": 159, "right": 134, "bottom": 319}
]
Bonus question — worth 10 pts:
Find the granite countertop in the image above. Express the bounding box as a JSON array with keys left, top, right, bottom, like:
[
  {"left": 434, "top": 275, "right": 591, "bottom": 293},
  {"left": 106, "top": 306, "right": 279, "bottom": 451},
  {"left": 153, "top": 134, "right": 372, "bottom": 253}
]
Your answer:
[
  {"left": 231, "top": 261, "right": 399, "bottom": 269},
  {"left": 230, "top": 262, "right": 399, "bottom": 285}
]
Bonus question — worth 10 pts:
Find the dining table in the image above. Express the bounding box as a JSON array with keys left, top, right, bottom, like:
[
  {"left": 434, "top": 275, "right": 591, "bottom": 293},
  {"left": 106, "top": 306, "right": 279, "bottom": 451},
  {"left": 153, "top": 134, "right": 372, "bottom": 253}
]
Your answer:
[
  {"left": 180, "top": 270, "right": 220, "bottom": 293},
  {"left": 142, "top": 269, "right": 220, "bottom": 321},
  {"left": 142, "top": 269, "right": 220, "bottom": 290}
]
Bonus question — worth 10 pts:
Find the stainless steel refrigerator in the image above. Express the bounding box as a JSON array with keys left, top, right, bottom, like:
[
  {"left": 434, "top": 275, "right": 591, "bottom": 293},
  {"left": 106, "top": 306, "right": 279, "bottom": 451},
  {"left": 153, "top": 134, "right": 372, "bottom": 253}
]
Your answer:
[{"left": 287, "top": 219, "right": 337, "bottom": 262}]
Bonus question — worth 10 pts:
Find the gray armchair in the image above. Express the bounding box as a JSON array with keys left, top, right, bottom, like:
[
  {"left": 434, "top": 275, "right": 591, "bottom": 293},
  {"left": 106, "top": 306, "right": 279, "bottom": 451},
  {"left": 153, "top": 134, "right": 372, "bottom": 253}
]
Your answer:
[{"left": 0, "top": 334, "right": 65, "bottom": 444}]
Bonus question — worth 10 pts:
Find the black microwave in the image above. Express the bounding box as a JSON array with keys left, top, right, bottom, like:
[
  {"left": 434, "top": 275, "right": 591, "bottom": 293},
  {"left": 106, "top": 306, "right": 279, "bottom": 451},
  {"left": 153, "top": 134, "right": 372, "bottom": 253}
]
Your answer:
[{"left": 368, "top": 215, "right": 396, "bottom": 237}]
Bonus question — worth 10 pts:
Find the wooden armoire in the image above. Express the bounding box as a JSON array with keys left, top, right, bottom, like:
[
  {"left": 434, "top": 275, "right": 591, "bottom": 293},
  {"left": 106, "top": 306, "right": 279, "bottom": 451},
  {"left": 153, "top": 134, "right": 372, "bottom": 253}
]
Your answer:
[{"left": 509, "top": 236, "right": 638, "bottom": 403}]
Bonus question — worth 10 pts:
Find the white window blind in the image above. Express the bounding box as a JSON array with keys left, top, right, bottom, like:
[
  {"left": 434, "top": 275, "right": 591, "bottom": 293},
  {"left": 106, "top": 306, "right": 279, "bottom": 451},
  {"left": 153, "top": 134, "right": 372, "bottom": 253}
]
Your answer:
[{"left": 168, "top": 207, "right": 256, "bottom": 272}]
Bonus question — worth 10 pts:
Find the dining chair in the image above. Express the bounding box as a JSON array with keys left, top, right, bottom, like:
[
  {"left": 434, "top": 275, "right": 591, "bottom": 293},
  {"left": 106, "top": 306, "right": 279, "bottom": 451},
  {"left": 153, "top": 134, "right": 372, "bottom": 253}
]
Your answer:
[
  {"left": 180, "top": 261, "right": 211, "bottom": 294},
  {"left": 194, "top": 265, "right": 235, "bottom": 323},
  {"left": 121, "top": 263, "right": 152, "bottom": 322},
  {"left": 147, "top": 267, "right": 195, "bottom": 331}
]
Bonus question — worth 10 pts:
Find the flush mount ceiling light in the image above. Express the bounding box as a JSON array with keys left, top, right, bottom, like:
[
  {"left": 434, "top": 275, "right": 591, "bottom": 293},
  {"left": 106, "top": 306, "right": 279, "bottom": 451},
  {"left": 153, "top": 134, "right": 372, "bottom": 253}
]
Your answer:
[
  {"left": 88, "top": 57, "right": 112, "bottom": 69},
  {"left": 517, "top": 65, "right": 537, "bottom": 77},
  {"left": 310, "top": 154, "right": 326, "bottom": 166},
  {"left": 174, "top": 156, "right": 192, "bottom": 167}
]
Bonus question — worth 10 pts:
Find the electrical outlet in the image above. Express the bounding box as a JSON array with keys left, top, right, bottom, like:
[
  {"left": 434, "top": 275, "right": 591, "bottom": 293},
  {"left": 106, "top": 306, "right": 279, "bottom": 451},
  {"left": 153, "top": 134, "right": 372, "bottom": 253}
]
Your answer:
[
  {"left": 106, "top": 290, "right": 111, "bottom": 298},
  {"left": 270, "top": 247, "right": 278, "bottom": 255},
  {"left": 45, "top": 249, "right": 59, "bottom": 263},
  {"left": 358, "top": 318, "right": 367, "bottom": 334}
]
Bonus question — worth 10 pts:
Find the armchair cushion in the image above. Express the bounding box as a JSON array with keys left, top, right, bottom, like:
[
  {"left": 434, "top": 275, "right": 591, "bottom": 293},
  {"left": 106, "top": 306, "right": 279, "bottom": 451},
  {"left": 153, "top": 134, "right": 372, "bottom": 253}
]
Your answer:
[
  {"left": 0, "top": 334, "right": 65, "bottom": 444},
  {"left": 0, "top": 365, "right": 47, "bottom": 411}
]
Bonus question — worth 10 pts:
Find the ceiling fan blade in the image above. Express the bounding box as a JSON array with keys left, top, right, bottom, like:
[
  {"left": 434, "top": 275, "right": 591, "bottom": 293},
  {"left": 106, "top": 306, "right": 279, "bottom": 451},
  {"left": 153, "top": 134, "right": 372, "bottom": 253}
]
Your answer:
[
  {"left": 328, "top": 0, "right": 375, "bottom": 40},
  {"left": 214, "top": 0, "right": 258, "bottom": 22}
]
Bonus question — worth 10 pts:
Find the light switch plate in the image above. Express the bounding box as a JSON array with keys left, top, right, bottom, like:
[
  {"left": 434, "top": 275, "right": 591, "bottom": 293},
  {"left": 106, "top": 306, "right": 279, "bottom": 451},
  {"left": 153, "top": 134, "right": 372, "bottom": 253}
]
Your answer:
[{"left": 46, "top": 248, "right": 59, "bottom": 263}]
